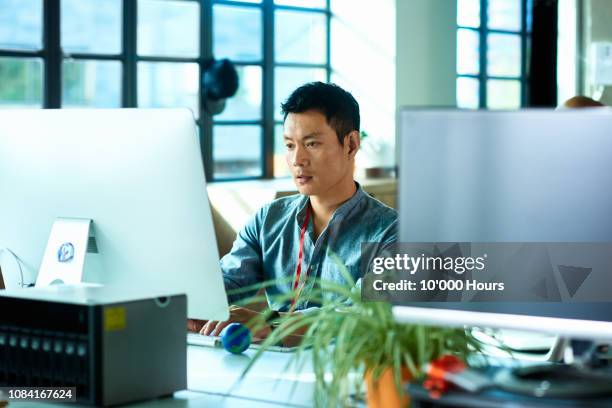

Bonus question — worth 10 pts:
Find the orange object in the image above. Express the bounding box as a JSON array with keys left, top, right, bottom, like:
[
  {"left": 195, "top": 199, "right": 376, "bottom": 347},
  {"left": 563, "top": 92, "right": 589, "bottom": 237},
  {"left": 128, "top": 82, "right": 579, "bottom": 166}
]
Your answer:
[
  {"left": 423, "top": 355, "right": 467, "bottom": 398},
  {"left": 365, "top": 366, "right": 411, "bottom": 408}
]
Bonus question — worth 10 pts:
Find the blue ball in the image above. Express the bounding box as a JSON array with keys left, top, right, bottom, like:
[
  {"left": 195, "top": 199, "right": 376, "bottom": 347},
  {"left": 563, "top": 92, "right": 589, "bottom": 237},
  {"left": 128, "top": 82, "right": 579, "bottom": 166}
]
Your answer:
[{"left": 221, "top": 323, "right": 252, "bottom": 354}]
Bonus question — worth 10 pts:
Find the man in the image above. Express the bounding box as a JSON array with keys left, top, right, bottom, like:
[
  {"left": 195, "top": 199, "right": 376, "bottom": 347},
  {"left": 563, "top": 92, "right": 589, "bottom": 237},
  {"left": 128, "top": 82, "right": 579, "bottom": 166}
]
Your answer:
[
  {"left": 194, "top": 82, "right": 397, "bottom": 338},
  {"left": 562, "top": 95, "right": 604, "bottom": 108}
]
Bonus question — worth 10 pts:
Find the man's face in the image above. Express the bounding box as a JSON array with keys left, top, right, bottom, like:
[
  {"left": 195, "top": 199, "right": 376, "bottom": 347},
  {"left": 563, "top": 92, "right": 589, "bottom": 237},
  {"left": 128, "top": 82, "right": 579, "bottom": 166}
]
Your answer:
[{"left": 283, "top": 109, "right": 355, "bottom": 197}]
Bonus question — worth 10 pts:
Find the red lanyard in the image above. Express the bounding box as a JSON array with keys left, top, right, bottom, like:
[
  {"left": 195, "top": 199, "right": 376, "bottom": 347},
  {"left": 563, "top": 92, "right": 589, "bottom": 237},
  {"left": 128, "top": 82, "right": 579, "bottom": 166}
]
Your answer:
[{"left": 290, "top": 204, "right": 311, "bottom": 310}]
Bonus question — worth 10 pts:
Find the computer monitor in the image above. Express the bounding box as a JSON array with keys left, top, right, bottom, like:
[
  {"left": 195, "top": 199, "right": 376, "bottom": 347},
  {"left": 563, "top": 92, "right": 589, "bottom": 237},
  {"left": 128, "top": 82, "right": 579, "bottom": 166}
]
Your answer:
[
  {"left": 0, "top": 108, "right": 229, "bottom": 321},
  {"left": 392, "top": 109, "right": 612, "bottom": 341}
]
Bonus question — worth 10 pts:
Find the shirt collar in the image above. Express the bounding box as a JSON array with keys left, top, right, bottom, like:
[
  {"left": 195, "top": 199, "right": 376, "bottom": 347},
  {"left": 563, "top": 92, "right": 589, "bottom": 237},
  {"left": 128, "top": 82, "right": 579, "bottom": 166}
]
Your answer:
[{"left": 295, "top": 182, "right": 365, "bottom": 225}]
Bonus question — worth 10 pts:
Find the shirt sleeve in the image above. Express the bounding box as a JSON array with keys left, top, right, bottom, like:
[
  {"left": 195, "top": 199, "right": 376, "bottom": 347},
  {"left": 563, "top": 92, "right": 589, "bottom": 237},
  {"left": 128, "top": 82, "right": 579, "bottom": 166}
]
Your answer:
[
  {"left": 220, "top": 207, "right": 267, "bottom": 304},
  {"left": 379, "top": 217, "right": 399, "bottom": 245},
  {"left": 360, "top": 216, "right": 398, "bottom": 273}
]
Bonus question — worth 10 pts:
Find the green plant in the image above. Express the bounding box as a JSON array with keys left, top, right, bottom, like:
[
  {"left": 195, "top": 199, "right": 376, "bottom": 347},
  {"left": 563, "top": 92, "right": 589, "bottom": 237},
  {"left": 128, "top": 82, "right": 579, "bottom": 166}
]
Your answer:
[{"left": 233, "top": 260, "right": 488, "bottom": 407}]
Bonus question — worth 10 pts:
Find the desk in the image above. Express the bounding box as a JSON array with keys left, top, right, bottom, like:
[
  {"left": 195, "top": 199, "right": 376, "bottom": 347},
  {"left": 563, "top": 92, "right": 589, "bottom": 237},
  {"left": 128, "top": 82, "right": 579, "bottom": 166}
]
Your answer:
[
  {"left": 9, "top": 345, "right": 317, "bottom": 407},
  {"left": 12, "top": 346, "right": 612, "bottom": 407},
  {"left": 186, "top": 344, "right": 315, "bottom": 406}
]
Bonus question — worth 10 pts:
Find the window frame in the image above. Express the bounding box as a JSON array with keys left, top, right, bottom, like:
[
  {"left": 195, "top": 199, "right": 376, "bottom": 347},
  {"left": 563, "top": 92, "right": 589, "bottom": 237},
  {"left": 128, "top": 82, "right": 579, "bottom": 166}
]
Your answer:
[
  {"left": 0, "top": 0, "right": 332, "bottom": 181},
  {"left": 456, "top": 0, "right": 531, "bottom": 109}
]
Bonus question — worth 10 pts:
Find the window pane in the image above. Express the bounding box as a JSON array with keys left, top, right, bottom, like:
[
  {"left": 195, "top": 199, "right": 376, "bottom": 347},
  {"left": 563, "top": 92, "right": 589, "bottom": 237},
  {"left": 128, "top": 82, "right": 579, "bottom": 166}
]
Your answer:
[
  {"left": 138, "top": 62, "right": 199, "bottom": 117},
  {"left": 0, "top": 0, "right": 42, "bottom": 50},
  {"left": 274, "top": 0, "right": 326, "bottom": 9},
  {"left": 457, "top": 0, "right": 480, "bottom": 28},
  {"left": 487, "top": 79, "right": 520, "bottom": 109},
  {"left": 488, "top": 0, "right": 521, "bottom": 31},
  {"left": 213, "top": 125, "right": 262, "bottom": 178},
  {"left": 274, "top": 123, "right": 291, "bottom": 177},
  {"left": 457, "top": 29, "right": 479, "bottom": 75},
  {"left": 526, "top": 0, "right": 534, "bottom": 33},
  {"left": 62, "top": 0, "right": 121, "bottom": 54},
  {"left": 226, "top": 0, "right": 262, "bottom": 3},
  {"left": 63, "top": 60, "right": 121, "bottom": 108},
  {"left": 213, "top": 5, "right": 262, "bottom": 61},
  {"left": 275, "top": 10, "right": 326, "bottom": 64},
  {"left": 274, "top": 67, "right": 326, "bottom": 120},
  {"left": 216, "top": 65, "right": 262, "bottom": 121},
  {"left": 524, "top": 37, "right": 531, "bottom": 78},
  {"left": 487, "top": 33, "right": 521, "bottom": 77},
  {"left": 138, "top": 0, "right": 199, "bottom": 57},
  {"left": 0, "top": 57, "right": 43, "bottom": 107},
  {"left": 457, "top": 77, "right": 479, "bottom": 109}
]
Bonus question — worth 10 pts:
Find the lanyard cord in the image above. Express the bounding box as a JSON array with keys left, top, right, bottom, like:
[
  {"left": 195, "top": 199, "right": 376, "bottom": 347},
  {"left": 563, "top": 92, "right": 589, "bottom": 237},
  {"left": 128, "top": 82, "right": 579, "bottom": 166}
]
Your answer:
[{"left": 290, "top": 204, "right": 311, "bottom": 311}]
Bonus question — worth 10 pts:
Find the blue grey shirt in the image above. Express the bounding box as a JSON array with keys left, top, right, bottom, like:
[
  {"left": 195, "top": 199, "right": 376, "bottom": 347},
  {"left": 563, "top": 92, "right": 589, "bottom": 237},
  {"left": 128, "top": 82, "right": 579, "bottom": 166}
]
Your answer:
[{"left": 221, "top": 182, "right": 398, "bottom": 312}]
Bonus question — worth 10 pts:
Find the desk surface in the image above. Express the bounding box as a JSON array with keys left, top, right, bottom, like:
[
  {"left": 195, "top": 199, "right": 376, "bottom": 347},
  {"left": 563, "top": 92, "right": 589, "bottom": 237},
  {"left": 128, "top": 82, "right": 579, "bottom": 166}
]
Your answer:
[
  {"left": 9, "top": 345, "right": 316, "bottom": 408},
  {"left": 186, "top": 344, "right": 315, "bottom": 407}
]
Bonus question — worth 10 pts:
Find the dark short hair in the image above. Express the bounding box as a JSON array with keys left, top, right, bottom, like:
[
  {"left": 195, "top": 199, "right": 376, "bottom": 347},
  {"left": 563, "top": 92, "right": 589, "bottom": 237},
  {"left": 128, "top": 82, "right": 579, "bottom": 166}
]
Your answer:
[
  {"left": 280, "top": 82, "right": 360, "bottom": 145},
  {"left": 563, "top": 95, "right": 605, "bottom": 108}
]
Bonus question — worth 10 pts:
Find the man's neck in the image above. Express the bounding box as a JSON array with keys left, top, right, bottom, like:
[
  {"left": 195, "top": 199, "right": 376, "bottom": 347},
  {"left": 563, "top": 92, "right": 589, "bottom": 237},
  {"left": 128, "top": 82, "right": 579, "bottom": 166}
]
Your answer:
[{"left": 309, "top": 180, "right": 357, "bottom": 236}]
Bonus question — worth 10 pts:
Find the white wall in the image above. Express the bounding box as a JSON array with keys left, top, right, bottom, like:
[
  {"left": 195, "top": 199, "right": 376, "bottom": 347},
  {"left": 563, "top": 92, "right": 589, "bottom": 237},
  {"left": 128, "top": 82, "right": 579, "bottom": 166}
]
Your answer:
[
  {"left": 330, "top": 0, "right": 396, "bottom": 168},
  {"left": 396, "top": 0, "right": 457, "bottom": 109},
  {"left": 330, "top": 0, "right": 458, "bottom": 168},
  {"left": 395, "top": 0, "right": 457, "bottom": 166},
  {"left": 557, "top": 0, "right": 578, "bottom": 105},
  {"left": 583, "top": 0, "right": 612, "bottom": 105}
]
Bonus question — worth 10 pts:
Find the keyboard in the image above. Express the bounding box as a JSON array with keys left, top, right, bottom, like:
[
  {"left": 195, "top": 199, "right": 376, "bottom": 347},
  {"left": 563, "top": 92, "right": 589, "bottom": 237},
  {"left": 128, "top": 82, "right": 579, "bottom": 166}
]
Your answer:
[
  {"left": 186, "top": 332, "right": 298, "bottom": 352},
  {"left": 187, "top": 332, "right": 222, "bottom": 348}
]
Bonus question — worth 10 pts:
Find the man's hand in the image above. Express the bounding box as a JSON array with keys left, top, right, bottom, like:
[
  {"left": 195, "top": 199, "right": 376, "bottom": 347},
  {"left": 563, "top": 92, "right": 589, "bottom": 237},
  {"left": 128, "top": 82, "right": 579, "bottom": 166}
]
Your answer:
[
  {"left": 187, "top": 319, "right": 208, "bottom": 333},
  {"left": 200, "top": 305, "right": 271, "bottom": 339}
]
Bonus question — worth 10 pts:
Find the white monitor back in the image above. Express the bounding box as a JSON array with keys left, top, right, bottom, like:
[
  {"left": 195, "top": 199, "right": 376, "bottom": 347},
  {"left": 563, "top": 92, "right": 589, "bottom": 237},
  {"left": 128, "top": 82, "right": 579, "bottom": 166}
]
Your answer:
[
  {"left": 0, "top": 108, "right": 229, "bottom": 321},
  {"left": 394, "top": 108, "right": 612, "bottom": 340},
  {"left": 399, "top": 109, "right": 612, "bottom": 243}
]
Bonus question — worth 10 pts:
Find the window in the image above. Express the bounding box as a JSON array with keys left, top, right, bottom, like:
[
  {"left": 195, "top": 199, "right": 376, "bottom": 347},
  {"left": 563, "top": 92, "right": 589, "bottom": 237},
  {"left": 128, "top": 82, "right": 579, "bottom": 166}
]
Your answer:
[
  {"left": 62, "top": 0, "right": 123, "bottom": 108},
  {"left": 273, "top": 30, "right": 327, "bottom": 177},
  {"left": 0, "top": 0, "right": 331, "bottom": 181},
  {"left": 0, "top": 0, "right": 44, "bottom": 108},
  {"left": 456, "top": 0, "right": 532, "bottom": 109}
]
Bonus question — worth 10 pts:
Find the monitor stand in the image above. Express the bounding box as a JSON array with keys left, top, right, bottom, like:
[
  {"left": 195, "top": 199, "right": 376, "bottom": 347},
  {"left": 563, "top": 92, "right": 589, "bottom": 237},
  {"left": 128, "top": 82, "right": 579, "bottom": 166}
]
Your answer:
[
  {"left": 494, "top": 338, "right": 612, "bottom": 398},
  {"left": 36, "top": 218, "right": 94, "bottom": 287}
]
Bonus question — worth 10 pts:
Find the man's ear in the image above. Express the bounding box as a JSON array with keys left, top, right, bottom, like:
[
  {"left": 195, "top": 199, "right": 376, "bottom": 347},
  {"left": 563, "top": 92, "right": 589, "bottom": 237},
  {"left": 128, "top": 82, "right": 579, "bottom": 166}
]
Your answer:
[{"left": 345, "top": 130, "right": 360, "bottom": 158}]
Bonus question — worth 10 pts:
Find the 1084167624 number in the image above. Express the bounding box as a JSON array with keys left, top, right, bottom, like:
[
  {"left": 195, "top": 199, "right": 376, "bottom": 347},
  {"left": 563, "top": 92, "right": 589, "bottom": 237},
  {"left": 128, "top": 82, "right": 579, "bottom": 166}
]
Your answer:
[{"left": 0, "top": 387, "right": 76, "bottom": 402}]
